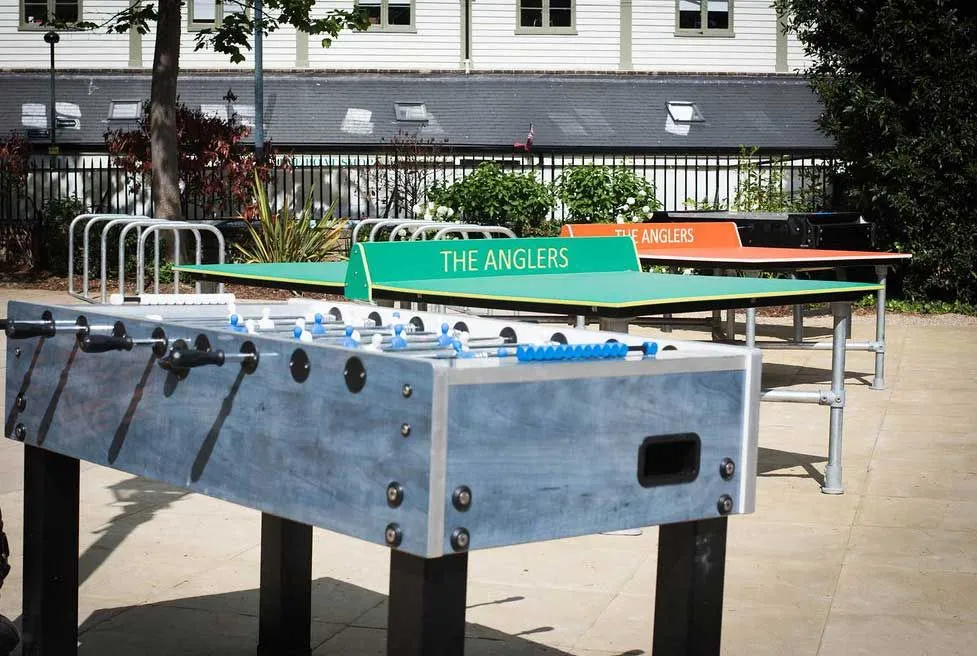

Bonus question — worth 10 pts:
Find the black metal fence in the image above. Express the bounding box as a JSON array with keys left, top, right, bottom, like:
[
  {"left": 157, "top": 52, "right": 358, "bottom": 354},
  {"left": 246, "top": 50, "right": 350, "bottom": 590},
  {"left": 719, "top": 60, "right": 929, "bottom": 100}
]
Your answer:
[{"left": 1, "top": 149, "right": 837, "bottom": 221}]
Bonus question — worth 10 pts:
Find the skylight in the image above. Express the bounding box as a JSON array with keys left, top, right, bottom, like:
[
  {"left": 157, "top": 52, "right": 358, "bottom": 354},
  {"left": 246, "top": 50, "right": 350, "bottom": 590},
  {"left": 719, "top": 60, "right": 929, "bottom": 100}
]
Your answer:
[
  {"left": 394, "top": 102, "right": 428, "bottom": 122},
  {"left": 666, "top": 101, "right": 705, "bottom": 123},
  {"left": 108, "top": 100, "right": 142, "bottom": 120}
]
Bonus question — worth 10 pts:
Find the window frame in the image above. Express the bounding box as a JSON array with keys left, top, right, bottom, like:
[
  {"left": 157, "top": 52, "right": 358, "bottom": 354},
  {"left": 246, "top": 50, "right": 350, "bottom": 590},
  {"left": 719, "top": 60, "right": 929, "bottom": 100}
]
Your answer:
[
  {"left": 19, "top": 0, "right": 82, "bottom": 31},
  {"left": 675, "top": 0, "right": 734, "bottom": 38},
  {"left": 515, "top": 0, "right": 576, "bottom": 36},
  {"left": 356, "top": 0, "right": 417, "bottom": 34},
  {"left": 188, "top": 0, "right": 249, "bottom": 32}
]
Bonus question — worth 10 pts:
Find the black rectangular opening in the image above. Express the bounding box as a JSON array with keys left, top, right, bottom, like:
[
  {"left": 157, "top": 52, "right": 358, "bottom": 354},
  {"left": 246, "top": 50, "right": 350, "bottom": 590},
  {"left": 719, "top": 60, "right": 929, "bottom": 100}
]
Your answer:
[{"left": 637, "top": 433, "right": 700, "bottom": 488}]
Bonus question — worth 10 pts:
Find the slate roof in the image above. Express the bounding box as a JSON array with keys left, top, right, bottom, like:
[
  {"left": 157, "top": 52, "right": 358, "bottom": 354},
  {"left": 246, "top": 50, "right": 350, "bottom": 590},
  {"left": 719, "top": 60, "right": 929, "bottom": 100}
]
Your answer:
[{"left": 0, "top": 71, "right": 832, "bottom": 152}]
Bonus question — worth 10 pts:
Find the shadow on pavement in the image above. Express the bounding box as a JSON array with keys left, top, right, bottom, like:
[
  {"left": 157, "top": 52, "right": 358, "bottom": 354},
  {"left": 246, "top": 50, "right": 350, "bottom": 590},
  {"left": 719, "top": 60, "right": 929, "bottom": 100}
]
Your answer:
[
  {"left": 66, "top": 577, "right": 646, "bottom": 655},
  {"left": 757, "top": 447, "right": 827, "bottom": 487}
]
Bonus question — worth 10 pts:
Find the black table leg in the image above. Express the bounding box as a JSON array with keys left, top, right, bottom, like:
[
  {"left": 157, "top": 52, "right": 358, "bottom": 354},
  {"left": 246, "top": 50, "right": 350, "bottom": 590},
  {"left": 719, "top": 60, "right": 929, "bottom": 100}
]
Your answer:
[
  {"left": 387, "top": 550, "right": 468, "bottom": 656},
  {"left": 22, "top": 444, "right": 80, "bottom": 656},
  {"left": 257, "top": 513, "right": 312, "bottom": 656},
  {"left": 652, "top": 517, "right": 728, "bottom": 656}
]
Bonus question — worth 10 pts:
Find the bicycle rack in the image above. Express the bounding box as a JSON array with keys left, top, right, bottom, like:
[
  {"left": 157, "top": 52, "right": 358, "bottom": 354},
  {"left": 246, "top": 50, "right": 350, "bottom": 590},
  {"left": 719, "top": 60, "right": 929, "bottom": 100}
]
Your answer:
[
  {"left": 413, "top": 225, "right": 516, "bottom": 240},
  {"left": 137, "top": 223, "right": 225, "bottom": 296},
  {"left": 100, "top": 218, "right": 175, "bottom": 303},
  {"left": 68, "top": 214, "right": 153, "bottom": 302}
]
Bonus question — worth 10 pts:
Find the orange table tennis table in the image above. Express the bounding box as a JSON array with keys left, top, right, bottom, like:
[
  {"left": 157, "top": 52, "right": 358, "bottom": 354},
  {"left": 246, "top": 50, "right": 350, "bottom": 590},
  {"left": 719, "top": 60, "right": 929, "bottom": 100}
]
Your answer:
[{"left": 561, "top": 222, "right": 912, "bottom": 391}]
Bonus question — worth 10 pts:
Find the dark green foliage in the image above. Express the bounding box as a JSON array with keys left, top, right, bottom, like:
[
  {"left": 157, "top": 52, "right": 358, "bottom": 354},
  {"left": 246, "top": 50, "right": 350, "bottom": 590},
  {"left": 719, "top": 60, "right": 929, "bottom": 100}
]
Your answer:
[
  {"left": 429, "top": 163, "right": 556, "bottom": 237},
  {"left": 556, "top": 166, "right": 659, "bottom": 222},
  {"left": 777, "top": 0, "right": 977, "bottom": 302},
  {"left": 38, "top": 197, "right": 86, "bottom": 274}
]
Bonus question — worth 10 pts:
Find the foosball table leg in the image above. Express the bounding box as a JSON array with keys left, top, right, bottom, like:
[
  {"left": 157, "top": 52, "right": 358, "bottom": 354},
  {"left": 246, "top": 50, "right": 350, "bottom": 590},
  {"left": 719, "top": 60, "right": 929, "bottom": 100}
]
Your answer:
[
  {"left": 258, "top": 513, "right": 313, "bottom": 656},
  {"left": 387, "top": 550, "right": 468, "bottom": 656},
  {"left": 22, "top": 445, "right": 80, "bottom": 656},
  {"left": 652, "top": 517, "right": 728, "bottom": 656}
]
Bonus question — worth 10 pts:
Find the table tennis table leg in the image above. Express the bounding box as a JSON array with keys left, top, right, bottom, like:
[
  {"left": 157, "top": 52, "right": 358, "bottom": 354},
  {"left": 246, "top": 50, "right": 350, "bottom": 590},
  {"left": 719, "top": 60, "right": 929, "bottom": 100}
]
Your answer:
[
  {"left": 22, "top": 445, "right": 80, "bottom": 656},
  {"left": 652, "top": 517, "right": 728, "bottom": 656},
  {"left": 258, "top": 513, "right": 312, "bottom": 656},
  {"left": 822, "top": 302, "right": 850, "bottom": 494},
  {"left": 387, "top": 551, "right": 468, "bottom": 656},
  {"left": 872, "top": 265, "right": 888, "bottom": 390}
]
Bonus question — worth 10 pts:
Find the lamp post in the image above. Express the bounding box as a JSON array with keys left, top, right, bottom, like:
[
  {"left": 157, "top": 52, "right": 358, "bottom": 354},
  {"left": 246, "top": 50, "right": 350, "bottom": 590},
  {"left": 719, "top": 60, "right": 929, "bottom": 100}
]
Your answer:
[{"left": 43, "top": 30, "right": 60, "bottom": 148}]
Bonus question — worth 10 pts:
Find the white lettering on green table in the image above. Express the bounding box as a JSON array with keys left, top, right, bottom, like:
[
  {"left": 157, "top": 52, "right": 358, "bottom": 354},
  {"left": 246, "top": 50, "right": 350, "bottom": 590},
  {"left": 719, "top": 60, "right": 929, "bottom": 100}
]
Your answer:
[{"left": 440, "top": 246, "right": 571, "bottom": 274}]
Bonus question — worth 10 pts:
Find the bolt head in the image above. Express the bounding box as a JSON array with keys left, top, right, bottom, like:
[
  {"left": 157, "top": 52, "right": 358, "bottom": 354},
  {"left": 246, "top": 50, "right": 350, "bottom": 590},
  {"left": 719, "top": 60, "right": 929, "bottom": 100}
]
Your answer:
[
  {"left": 14, "top": 395, "right": 26, "bottom": 411},
  {"left": 13, "top": 424, "right": 26, "bottom": 441},
  {"left": 13, "top": 348, "right": 21, "bottom": 358},
  {"left": 719, "top": 458, "right": 736, "bottom": 480},
  {"left": 451, "top": 486, "right": 473, "bottom": 511},
  {"left": 400, "top": 423, "right": 411, "bottom": 437},
  {"left": 717, "top": 495, "right": 734, "bottom": 515},
  {"left": 402, "top": 384, "right": 413, "bottom": 398},
  {"left": 384, "top": 523, "right": 403, "bottom": 547},
  {"left": 386, "top": 482, "right": 404, "bottom": 508},
  {"left": 450, "top": 527, "right": 470, "bottom": 551}
]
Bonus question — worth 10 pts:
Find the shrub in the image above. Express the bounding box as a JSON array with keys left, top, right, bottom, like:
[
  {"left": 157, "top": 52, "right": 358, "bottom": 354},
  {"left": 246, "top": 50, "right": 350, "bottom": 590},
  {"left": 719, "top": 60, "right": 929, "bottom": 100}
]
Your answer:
[
  {"left": 556, "top": 165, "right": 659, "bottom": 223},
  {"left": 38, "top": 196, "right": 86, "bottom": 274},
  {"left": 234, "top": 174, "right": 346, "bottom": 263},
  {"left": 428, "top": 163, "right": 555, "bottom": 237}
]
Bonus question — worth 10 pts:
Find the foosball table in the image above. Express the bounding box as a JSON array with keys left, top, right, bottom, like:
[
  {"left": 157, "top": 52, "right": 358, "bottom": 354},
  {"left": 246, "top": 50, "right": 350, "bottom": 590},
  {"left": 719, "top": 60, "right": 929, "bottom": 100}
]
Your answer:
[{"left": 4, "top": 290, "right": 760, "bottom": 655}]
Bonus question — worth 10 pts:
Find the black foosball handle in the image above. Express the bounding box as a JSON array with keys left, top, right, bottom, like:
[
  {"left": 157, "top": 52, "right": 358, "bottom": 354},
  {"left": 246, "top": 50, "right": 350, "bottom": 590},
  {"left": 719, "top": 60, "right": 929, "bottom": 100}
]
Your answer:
[
  {"left": 80, "top": 334, "right": 134, "bottom": 353},
  {"left": 3, "top": 319, "right": 56, "bottom": 339},
  {"left": 169, "top": 348, "right": 226, "bottom": 369}
]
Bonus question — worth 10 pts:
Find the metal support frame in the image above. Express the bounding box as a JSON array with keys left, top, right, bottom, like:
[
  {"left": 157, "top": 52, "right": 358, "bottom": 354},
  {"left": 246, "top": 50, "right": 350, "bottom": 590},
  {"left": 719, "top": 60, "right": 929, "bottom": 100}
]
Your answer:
[
  {"left": 21, "top": 445, "right": 80, "bottom": 656},
  {"left": 258, "top": 514, "right": 313, "bottom": 656},
  {"left": 652, "top": 517, "right": 727, "bottom": 656},
  {"left": 387, "top": 551, "right": 469, "bottom": 656},
  {"left": 821, "top": 301, "right": 850, "bottom": 494},
  {"left": 872, "top": 265, "right": 888, "bottom": 390}
]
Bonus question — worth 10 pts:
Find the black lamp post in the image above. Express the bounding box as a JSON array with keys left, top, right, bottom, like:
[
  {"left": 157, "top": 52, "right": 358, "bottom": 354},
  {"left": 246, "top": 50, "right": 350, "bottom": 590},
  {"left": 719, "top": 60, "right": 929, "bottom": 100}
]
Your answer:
[{"left": 43, "top": 30, "right": 60, "bottom": 146}]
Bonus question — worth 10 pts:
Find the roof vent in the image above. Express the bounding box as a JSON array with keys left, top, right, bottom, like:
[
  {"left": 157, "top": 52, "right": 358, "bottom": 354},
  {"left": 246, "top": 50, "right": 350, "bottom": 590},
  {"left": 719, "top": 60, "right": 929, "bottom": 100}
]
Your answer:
[
  {"left": 394, "top": 102, "right": 428, "bottom": 122},
  {"left": 108, "top": 100, "right": 142, "bottom": 121},
  {"left": 666, "top": 101, "right": 704, "bottom": 123}
]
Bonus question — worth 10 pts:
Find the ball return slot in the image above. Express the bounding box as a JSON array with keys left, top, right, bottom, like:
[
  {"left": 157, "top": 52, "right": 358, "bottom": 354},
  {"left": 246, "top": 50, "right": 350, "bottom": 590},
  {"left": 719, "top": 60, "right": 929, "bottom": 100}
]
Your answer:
[{"left": 637, "top": 433, "right": 701, "bottom": 488}]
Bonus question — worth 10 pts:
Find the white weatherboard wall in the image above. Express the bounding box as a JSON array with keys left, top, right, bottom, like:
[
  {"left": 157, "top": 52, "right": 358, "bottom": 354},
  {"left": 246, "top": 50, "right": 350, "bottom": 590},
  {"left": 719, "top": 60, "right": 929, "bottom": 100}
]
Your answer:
[
  {"left": 786, "top": 32, "right": 812, "bottom": 72},
  {"left": 471, "top": 0, "right": 619, "bottom": 71},
  {"left": 0, "top": 1, "right": 130, "bottom": 69},
  {"left": 632, "top": 0, "right": 778, "bottom": 73},
  {"left": 306, "top": 1, "right": 460, "bottom": 70}
]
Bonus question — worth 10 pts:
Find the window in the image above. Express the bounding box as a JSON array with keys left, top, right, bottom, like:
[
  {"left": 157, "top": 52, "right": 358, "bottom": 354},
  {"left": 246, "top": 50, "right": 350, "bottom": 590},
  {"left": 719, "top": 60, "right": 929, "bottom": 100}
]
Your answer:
[
  {"left": 517, "top": 0, "right": 575, "bottom": 34},
  {"left": 676, "top": 0, "right": 733, "bottom": 36},
  {"left": 189, "top": 0, "right": 246, "bottom": 30},
  {"left": 666, "top": 101, "right": 704, "bottom": 123},
  {"left": 394, "top": 102, "right": 428, "bottom": 123},
  {"left": 108, "top": 100, "right": 142, "bottom": 121},
  {"left": 358, "top": 1, "right": 415, "bottom": 32},
  {"left": 20, "top": 0, "right": 80, "bottom": 29}
]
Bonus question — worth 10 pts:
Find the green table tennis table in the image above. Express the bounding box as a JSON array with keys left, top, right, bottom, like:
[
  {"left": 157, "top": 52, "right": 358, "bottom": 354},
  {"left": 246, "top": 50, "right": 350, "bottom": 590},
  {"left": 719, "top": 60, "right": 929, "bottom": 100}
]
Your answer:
[{"left": 178, "top": 236, "right": 881, "bottom": 494}]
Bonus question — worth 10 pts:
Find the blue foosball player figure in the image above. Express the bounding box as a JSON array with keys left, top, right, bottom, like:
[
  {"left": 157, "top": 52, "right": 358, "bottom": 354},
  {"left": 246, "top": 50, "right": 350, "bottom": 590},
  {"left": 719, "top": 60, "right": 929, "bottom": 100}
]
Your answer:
[{"left": 0, "top": 507, "right": 19, "bottom": 656}]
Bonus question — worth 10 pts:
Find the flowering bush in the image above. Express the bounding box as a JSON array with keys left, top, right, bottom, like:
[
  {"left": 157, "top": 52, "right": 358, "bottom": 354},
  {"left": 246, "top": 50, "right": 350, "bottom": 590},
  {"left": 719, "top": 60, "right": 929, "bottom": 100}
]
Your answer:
[
  {"left": 556, "top": 165, "right": 659, "bottom": 223},
  {"left": 412, "top": 200, "right": 456, "bottom": 221}
]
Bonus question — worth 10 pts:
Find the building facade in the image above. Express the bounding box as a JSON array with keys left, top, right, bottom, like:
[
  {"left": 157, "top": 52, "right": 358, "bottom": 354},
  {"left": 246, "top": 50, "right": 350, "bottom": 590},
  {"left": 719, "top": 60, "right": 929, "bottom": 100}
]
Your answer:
[{"left": 3, "top": 1, "right": 810, "bottom": 73}]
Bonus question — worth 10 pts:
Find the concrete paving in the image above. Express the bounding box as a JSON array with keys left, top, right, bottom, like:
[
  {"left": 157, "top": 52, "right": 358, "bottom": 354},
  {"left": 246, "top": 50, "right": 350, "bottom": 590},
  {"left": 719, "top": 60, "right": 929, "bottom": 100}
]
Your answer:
[{"left": 1, "top": 288, "right": 976, "bottom": 655}]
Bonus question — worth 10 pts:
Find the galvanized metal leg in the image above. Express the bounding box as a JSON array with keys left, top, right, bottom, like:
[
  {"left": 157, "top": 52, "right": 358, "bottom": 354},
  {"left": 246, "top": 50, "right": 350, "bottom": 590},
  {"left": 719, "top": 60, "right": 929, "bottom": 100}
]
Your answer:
[
  {"left": 745, "top": 307, "right": 756, "bottom": 347},
  {"left": 258, "top": 513, "right": 313, "bottom": 656},
  {"left": 22, "top": 445, "right": 80, "bottom": 656},
  {"left": 872, "top": 266, "right": 888, "bottom": 390},
  {"left": 652, "top": 517, "right": 727, "bottom": 656},
  {"left": 792, "top": 303, "right": 804, "bottom": 343},
  {"left": 822, "top": 302, "right": 850, "bottom": 495},
  {"left": 387, "top": 551, "right": 468, "bottom": 656},
  {"left": 575, "top": 315, "right": 586, "bottom": 329}
]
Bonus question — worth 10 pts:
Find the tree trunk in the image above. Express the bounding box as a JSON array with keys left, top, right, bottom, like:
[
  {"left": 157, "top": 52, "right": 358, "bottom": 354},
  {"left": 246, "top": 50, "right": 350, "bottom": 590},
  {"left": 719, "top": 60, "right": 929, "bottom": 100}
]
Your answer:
[{"left": 150, "top": 0, "right": 182, "bottom": 220}]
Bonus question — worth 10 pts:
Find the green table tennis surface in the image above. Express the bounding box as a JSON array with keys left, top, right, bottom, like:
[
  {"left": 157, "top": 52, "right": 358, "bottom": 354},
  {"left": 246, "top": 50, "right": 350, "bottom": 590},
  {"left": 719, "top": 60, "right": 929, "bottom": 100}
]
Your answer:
[
  {"left": 176, "top": 261, "right": 880, "bottom": 316},
  {"left": 176, "top": 262, "right": 348, "bottom": 290}
]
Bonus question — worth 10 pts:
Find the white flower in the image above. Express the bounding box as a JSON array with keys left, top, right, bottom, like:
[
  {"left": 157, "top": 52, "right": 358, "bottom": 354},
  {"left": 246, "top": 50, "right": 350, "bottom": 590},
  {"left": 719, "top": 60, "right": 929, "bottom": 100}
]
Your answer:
[
  {"left": 412, "top": 203, "right": 423, "bottom": 215},
  {"left": 615, "top": 214, "right": 625, "bottom": 224},
  {"left": 446, "top": 207, "right": 455, "bottom": 217},
  {"left": 619, "top": 204, "right": 629, "bottom": 211},
  {"left": 626, "top": 197, "right": 636, "bottom": 205},
  {"left": 642, "top": 205, "right": 651, "bottom": 213},
  {"left": 631, "top": 215, "right": 641, "bottom": 222},
  {"left": 637, "top": 190, "right": 647, "bottom": 198},
  {"left": 424, "top": 209, "right": 434, "bottom": 220},
  {"left": 436, "top": 205, "right": 448, "bottom": 218}
]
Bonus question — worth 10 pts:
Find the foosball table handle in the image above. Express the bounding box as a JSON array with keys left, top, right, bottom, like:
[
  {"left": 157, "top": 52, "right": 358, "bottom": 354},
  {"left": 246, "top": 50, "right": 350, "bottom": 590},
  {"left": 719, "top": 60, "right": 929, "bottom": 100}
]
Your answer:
[{"left": 80, "top": 334, "right": 135, "bottom": 354}]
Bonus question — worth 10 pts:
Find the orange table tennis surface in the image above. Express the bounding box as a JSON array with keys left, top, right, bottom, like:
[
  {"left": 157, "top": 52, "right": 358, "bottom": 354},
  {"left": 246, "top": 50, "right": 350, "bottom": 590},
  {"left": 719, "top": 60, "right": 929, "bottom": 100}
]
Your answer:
[{"left": 635, "top": 246, "right": 911, "bottom": 269}]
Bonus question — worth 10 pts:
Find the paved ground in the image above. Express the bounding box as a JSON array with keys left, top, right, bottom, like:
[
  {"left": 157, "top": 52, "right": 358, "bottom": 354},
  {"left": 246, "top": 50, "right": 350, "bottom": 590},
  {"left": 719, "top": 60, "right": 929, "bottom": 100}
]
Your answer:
[{"left": 1, "top": 289, "right": 976, "bottom": 655}]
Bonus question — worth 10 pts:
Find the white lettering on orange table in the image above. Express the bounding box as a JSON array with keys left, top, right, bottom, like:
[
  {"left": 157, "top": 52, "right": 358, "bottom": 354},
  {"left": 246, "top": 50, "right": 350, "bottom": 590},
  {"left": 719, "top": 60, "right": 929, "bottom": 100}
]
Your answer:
[{"left": 638, "top": 227, "right": 696, "bottom": 245}]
